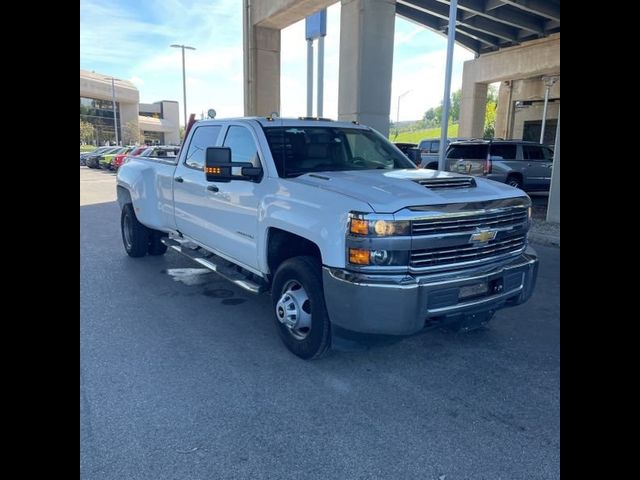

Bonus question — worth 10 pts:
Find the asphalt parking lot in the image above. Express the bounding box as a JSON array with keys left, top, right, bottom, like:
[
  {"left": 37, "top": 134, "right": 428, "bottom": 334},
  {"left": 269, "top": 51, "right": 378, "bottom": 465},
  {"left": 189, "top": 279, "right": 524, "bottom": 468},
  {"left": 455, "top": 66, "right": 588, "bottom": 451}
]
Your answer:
[{"left": 80, "top": 166, "right": 560, "bottom": 480}]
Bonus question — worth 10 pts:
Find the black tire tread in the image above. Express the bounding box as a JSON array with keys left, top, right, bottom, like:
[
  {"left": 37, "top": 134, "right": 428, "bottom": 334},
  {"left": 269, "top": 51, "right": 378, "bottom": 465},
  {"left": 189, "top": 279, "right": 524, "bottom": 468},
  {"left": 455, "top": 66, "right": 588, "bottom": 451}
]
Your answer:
[
  {"left": 121, "top": 204, "right": 149, "bottom": 257},
  {"left": 272, "top": 256, "right": 331, "bottom": 360}
]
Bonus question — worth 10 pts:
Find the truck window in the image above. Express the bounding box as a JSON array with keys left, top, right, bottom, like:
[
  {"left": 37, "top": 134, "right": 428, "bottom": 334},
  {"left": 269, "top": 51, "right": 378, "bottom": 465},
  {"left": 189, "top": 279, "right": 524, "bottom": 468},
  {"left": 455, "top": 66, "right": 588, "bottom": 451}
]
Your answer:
[
  {"left": 223, "top": 126, "right": 260, "bottom": 167},
  {"left": 184, "top": 125, "right": 222, "bottom": 170}
]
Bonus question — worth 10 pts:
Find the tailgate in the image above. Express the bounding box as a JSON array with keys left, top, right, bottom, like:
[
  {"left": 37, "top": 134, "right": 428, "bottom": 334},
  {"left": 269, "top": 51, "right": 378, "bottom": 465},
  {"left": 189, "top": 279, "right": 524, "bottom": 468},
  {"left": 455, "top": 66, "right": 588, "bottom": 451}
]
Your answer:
[
  {"left": 446, "top": 157, "right": 486, "bottom": 175},
  {"left": 445, "top": 144, "right": 489, "bottom": 176}
]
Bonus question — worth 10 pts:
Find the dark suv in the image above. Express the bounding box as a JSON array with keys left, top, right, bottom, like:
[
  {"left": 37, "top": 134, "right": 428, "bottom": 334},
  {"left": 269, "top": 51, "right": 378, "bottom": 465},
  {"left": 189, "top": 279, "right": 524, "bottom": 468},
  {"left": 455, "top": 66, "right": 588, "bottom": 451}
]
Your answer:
[{"left": 445, "top": 139, "right": 554, "bottom": 191}]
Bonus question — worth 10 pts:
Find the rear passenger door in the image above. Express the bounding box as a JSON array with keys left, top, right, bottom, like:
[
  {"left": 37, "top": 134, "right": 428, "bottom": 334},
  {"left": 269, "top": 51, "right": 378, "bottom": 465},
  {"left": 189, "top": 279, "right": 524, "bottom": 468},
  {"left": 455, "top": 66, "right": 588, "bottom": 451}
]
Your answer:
[
  {"left": 173, "top": 124, "right": 224, "bottom": 245},
  {"left": 522, "top": 145, "right": 553, "bottom": 190}
]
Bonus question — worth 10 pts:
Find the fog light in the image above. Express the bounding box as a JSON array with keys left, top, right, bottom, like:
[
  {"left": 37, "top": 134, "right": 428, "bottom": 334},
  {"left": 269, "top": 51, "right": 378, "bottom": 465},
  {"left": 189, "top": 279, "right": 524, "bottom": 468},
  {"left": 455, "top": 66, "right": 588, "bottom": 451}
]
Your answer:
[{"left": 371, "top": 250, "right": 389, "bottom": 265}]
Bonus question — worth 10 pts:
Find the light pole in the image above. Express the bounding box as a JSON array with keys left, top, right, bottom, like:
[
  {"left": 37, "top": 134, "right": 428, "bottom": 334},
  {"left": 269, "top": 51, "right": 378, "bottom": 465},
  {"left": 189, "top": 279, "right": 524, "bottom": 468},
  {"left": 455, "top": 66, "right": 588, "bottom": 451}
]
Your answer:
[
  {"left": 110, "top": 77, "right": 120, "bottom": 146},
  {"left": 170, "top": 44, "right": 196, "bottom": 128},
  {"left": 540, "top": 75, "right": 558, "bottom": 144},
  {"left": 396, "top": 89, "right": 412, "bottom": 136}
]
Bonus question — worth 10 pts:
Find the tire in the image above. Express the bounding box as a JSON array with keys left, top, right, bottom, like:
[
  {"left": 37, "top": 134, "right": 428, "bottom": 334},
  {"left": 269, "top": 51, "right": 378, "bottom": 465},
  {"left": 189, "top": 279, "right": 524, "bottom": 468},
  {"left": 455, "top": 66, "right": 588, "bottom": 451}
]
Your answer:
[
  {"left": 148, "top": 231, "right": 168, "bottom": 256},
  {"left": 272, "top": 256, "right": 331, "bottom": 359},
  {"left": 121, "top": 204, "right": 149, "bottom": 257},
  {"left": 506, "top": 175, "right": 523, "bottom": 189}
]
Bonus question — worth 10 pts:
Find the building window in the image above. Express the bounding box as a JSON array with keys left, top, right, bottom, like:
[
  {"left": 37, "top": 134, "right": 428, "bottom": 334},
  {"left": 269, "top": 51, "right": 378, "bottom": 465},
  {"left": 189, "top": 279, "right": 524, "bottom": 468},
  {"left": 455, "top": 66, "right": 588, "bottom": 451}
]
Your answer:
[
  {"left": 141, "top": 131, "right": 165, "bottom": 145},
  {"left": 80, "top": 96, "right": 121, "bottom": 145}
]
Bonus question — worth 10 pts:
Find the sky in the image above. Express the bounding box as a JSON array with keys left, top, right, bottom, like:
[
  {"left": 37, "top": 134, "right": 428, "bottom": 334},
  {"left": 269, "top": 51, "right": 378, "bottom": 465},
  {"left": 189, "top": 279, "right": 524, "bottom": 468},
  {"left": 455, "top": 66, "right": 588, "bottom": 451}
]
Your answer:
[{"left": 80, "top": 0, "right": 474, "bottom": 126}]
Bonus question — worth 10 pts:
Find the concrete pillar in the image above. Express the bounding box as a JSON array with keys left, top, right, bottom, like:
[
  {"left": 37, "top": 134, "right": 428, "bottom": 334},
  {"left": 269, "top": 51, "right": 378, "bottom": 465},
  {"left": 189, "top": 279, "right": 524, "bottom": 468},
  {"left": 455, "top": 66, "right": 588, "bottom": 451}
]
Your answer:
[
  {"left": 244, "top": 4, "right": 281, "bottom": 116},
  {"left": 495, "top": 81, "right": 512, "bottom": 139},
  {"left": 338, "top": 0, "right": 395, "bottom": 136},
  {"left": 459, "top": 72, "right": 487, "bottom": 139},
  {"left": 546, "top": 108, "right": 560, "bottom": 223}
]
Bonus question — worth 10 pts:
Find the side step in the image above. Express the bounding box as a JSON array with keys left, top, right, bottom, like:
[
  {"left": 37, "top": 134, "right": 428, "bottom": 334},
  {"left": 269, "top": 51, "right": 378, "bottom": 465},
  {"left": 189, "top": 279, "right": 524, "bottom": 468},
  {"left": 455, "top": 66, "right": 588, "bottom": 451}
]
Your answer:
[{"left": 161, "top": 237, "right": 267, "bottom": 294}]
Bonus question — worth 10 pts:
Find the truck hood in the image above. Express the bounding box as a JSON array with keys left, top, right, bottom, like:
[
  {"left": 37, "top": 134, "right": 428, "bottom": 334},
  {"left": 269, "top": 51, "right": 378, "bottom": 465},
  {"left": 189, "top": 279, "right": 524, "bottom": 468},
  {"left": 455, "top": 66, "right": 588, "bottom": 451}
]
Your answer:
[{"left": 289, "top": 169, "right": 526, "bottom": 213}]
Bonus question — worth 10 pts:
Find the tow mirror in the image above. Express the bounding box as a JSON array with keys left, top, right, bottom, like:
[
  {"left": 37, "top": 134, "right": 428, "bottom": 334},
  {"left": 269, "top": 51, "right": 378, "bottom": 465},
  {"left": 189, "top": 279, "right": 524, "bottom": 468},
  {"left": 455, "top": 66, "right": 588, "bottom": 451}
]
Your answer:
[{"left": 205, "top": 147, "right": 263, "bottom": 183}]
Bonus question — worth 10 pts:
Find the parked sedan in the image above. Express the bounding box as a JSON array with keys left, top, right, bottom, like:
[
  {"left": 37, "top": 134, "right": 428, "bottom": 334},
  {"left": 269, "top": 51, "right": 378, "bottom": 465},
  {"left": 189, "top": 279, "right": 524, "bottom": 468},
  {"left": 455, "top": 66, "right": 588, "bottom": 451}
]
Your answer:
[
  {"left": 99, "top": 147, "right": 132, "bottom": 170},
  {"left": 113, "top": 146, "right": 147, "bottom": 171},
  {"left": 81, "top": 146, "right": 111, "bottom": 166},
  {"left": 85, "top": 147, "right": 121, "bottom": 169}
]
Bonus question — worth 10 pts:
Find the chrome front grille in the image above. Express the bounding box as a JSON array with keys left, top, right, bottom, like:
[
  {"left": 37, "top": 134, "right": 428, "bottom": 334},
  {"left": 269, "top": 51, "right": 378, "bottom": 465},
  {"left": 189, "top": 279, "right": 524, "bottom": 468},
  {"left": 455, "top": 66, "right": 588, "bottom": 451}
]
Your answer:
[
  {"left": 410, "top": 234, "right": 527, "bottom": 269},
  {"left": 414, "top": 177, "right": 476, "bottom": 190},
  {"left": 411, "top": 207, "right": 528, "bottom": 236}
]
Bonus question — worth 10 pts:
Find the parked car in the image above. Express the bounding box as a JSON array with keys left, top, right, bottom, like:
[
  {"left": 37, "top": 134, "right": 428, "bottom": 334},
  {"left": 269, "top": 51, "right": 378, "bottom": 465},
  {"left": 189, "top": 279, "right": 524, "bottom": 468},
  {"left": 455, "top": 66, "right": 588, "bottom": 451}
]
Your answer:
[
  {"left": 393, "top": 142, "right": 421, "bottom": 166},
  {"left": 135, "top": 145, "right": 181, "bottom": 159},
  {"left": 99, "top": 147, "right": 132, "bottom": 170},
  {"left": 113, "top": 146, "right": 147, "bottom": 171},
  {"left": 418, "top": 138, "right": 459, "bottom": 169},
  {"left": 444, "top": 139, "right": 554, "bottom": 191},
  {"left": 85, "top": 147, "right": 121, "bottom": 169},
  {"left": 81, "top": 146, "right": 111, "bottom": 166},
  {"left": 117, "top": 117, "right": 538, "bottom": 359}
]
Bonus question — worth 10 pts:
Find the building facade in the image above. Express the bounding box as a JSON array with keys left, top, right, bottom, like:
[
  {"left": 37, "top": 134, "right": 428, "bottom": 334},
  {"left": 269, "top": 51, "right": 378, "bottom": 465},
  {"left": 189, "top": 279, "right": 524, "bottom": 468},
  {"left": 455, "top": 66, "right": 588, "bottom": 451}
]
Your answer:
[{"left": 80, "top": 70, "right": 180, "bottom": 146}]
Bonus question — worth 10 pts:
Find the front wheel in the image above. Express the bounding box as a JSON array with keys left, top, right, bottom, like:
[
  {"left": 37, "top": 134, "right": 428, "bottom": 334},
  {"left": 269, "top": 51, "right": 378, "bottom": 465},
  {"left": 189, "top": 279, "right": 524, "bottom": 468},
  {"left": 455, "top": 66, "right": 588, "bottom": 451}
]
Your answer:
[{"left": 272, "top": 256, "right": 331, "bottom": 359}]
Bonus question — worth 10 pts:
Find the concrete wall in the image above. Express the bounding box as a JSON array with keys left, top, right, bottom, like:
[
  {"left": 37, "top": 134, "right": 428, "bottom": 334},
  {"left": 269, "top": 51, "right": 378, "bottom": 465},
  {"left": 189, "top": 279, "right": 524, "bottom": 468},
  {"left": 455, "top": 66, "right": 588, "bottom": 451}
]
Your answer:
[
  {"left": 459, "top": 34, "right": 560, "bottom": 139},
  {"left": 495, "top": 77, "right": 560, "bottom": 139},
  {"left": 251, "top": 0, "right": 337, "bottom": 29}
]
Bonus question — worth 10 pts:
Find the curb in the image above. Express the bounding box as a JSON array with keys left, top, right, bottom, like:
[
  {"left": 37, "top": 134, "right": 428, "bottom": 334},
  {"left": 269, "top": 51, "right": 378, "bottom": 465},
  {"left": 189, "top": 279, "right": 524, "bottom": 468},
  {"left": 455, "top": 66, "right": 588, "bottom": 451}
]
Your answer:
[{"left": 529, "top": 231, "right": 560, "bottom": 247}]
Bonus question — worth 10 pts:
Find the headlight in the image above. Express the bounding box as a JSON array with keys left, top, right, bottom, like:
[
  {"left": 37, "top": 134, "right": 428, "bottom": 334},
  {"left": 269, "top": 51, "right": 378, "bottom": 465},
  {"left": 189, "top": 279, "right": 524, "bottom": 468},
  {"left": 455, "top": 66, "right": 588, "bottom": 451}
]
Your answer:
[{"left": 348, "top": 213, "right": 410, "bottom": 237}]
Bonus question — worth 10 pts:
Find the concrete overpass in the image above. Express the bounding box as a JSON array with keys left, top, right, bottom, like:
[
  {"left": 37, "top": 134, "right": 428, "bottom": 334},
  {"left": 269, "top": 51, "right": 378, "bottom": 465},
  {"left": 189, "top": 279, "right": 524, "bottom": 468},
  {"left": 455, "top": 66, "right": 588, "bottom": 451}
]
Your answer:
[{"left": 243, "top": 0, "right": 560, "bottom": 222}]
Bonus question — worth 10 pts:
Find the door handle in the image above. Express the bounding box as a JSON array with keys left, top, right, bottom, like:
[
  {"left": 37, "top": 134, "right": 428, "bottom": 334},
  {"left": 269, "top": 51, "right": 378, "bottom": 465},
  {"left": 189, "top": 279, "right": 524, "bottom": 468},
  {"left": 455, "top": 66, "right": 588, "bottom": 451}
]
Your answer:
[
  {"left": 207, "top": 185, "right": 219, "bottom": 192},
  {"left": 174, "top": 176, "right": 184, "bottom": 183}
]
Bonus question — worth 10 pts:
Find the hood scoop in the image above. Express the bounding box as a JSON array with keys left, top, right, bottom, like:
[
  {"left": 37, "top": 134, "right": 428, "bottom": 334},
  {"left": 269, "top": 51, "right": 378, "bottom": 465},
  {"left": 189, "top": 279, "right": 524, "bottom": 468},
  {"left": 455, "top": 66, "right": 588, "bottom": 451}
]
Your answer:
[{"left": 414, "top": 176, "right": 476, "bottom": 190}]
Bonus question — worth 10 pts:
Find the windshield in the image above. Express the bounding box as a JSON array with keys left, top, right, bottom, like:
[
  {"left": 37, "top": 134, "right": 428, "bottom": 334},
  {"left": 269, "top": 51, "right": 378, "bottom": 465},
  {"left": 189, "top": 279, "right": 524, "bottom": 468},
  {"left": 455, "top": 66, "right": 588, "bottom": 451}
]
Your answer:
[{"left": 263, "top": 126, "right": 415, "bottom": 178}]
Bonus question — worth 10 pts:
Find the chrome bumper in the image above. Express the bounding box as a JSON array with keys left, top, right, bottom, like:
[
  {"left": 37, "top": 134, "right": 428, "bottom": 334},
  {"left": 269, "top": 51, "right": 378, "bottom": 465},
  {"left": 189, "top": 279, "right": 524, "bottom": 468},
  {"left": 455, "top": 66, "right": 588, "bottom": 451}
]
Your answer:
[{"left": 322, "top": 246, "right": 538, "bottom": 335}]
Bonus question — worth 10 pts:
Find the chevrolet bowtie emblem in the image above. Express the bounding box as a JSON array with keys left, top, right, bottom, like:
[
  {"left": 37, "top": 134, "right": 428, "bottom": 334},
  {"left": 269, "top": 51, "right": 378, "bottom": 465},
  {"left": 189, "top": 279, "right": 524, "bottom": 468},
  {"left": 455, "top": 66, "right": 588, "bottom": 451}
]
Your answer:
[{"left": 470, "top": 229, "right": 497, "bottom": 243}]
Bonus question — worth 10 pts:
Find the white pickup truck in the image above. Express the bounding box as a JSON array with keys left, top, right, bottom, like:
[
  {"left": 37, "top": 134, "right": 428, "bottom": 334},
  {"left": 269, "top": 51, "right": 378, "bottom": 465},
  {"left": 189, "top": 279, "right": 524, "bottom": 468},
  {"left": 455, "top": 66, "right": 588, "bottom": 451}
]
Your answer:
[{"left": 117, "top": 117, "right": 538, "bottom": 359}]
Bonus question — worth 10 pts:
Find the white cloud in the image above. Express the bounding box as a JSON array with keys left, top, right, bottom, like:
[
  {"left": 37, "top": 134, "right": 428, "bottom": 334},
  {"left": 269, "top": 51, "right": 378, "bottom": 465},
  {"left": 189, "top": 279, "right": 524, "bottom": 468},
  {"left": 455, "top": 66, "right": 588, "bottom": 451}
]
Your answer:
[
  {"left": 81, "top": 0, "right": 475, "bottom": 125},
  {"left": 129, "top": 76, "right": 144, "bottom": 87}
]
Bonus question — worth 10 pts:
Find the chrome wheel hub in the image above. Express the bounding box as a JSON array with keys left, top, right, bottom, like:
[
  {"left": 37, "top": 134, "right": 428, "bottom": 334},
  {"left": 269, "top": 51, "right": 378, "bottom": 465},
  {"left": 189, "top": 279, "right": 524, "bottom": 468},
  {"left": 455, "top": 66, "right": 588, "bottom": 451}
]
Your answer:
[{"left": 276, "top": 280, "right": 312, "bottom": 340}]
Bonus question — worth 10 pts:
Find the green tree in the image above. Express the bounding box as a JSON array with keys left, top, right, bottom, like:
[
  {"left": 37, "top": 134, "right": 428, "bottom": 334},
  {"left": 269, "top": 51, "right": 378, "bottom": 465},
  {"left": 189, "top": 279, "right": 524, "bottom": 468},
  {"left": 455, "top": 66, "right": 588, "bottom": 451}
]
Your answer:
[
  {"left": 451, "top": 89, "right": 462, "bottom": 123},
  {"left": 80, "top": 119, "right": 94, "bottom": 144},
  {"left": 483, "top": 85, "right": 498, "bottom": 138},
  {"left": 123, "top": 121, "right": 140, "bottom": 145}
]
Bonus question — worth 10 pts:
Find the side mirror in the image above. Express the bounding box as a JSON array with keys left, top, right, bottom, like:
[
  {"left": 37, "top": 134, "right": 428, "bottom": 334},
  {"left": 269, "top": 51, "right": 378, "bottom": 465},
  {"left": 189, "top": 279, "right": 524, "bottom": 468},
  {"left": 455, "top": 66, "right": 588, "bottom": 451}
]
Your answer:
[{"left": 205, "top": 147, "right": 263, "bottom": 183}]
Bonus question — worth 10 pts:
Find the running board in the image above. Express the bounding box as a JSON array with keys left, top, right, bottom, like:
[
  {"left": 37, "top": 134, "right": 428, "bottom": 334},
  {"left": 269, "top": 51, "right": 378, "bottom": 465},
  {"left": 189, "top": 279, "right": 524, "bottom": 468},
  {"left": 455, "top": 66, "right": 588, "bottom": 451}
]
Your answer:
[{"left": 161, "top": 237, "right": 267, "bottom": 294}]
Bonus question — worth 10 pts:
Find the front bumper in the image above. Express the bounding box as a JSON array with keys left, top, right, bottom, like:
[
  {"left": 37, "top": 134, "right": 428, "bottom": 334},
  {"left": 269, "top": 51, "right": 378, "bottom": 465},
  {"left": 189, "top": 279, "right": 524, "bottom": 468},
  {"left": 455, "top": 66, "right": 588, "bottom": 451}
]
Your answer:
[{"left": 322, "top": 246, "right": 538, "bottom": 336}]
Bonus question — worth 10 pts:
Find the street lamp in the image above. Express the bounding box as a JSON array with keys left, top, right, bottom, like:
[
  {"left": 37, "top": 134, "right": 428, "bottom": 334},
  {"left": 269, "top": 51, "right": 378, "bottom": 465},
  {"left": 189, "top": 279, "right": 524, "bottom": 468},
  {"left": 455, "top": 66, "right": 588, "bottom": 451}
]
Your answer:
[
  {"left": 396, "top": 89, "right": 412, "bottom": 136},
  {"left": 170, "top": 44, "right": 196, "bottom": 128},
  {"left": 109, "top": 77, "right": 121, "bottom": 146}
]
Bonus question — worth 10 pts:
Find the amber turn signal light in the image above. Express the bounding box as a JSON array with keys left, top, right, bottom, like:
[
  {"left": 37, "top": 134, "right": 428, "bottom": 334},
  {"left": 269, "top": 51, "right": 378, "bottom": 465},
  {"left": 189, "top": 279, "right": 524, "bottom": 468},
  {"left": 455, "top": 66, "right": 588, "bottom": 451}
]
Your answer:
[{"left": 349, "top": 248, "right": 370, "bottom": 265}]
